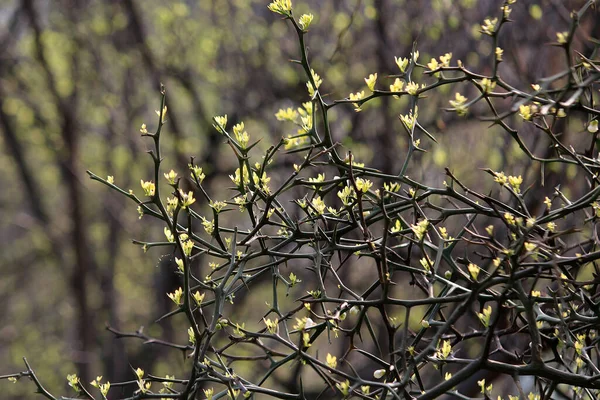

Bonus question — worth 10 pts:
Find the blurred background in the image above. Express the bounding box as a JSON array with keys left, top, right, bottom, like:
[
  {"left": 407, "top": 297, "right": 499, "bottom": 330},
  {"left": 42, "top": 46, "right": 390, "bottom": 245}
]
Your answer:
[{"left": 0, "top": 0, "right": 598, "bottom": 398}]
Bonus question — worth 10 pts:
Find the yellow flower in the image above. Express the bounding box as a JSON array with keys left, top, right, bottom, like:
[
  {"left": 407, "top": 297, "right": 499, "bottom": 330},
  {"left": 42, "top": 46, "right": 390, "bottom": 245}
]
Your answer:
[
  {"left": 175, "top": 257, "right": 184, "bottom": 272},
  {"left": 495, "top": 47, "right": 504, "bottom": 61},
  {"left": 213, "top": 114, "right": 227, "bottom": 133},
  {"left": 326, "top": 353, "right": 337, "bottom": 369},
  {"left": 90, "top": 376, "right": 103, "bottom": 388},
  {"left": 298, "top": 100, "right": 313, "bottom": 117},
  {"left": 263, "top": 318, "right": 279, "bottom": 334},
  {"left": 311, "top": 196, "right": 327, "bottom": 215},
  {"left": 410, "top": 218, "right": 429, "bottom": 241},
  {"left": 349, "top": 91, "right": 365, "bottom": 111},
  {"left": 233, "top": 122, "right": 250, "bottom": 149},
  {"left": 179, "top": 190, "right": 196, "bottom": 208},
  {"left": 167, "top": 287, "right": 184, "bottom": 305},
  {"left": 252, "top": 171, "right": 271, "bottom": 193},
  {"left": 439, "top": 52, "right": 452, "bottom": 67},
  {"left": 449, "top": 92, "right": 468, "bottom": 116},
  {"left": 189, "top": 164, "right": 205, "bottom": 183},
  {"left": 574, "top": 334, "right": 586, "bottom": 355},
  {"left": 389, "top": 78, "right": 404, "bottom": 98},
  {"left": 427, "top": 58, "right": 439, "bottom": 72},
  {"left": 107, "top": 176, "right": 114, "bottom": 184},
  {"left": 547, "top": 221, "right": 557, "bottom": 232},
  {"left": 355, "top": 177, "right": 373, "bottom": 193},
  {"left": 508, "top": 175, "right": 522, "bottom": 193},
  {"left": 439, "top": 227, "right": 448, "bottom": 239},
  {"left": 524, "top": 242, "right": 536, "bottom": 252},
  {"left": 390, "top": 219, "right": 402, "bottom": 234},
  {"left": 345, "top": 156, "right": 364, "bottom": 167},
  {"left": 136, "top": 379, "right": 151, "bottom": 393},
  {"left": 100, "top": 382, "right": 111, "bottom": 397},
  {"left": 479, "top": 77, "right": 496, "bottom": 93},
  {"left": 419, "top": 257, "right": 431, "bottom": 273},
  {"left": 364, "top": 73, "right": 377, "bottom": 91},
  {"left": 182, "top": 239, "right": 194, "bottom": 256},
  {"left": 67, "top": 374, "right": 79, "bottom": 392},
  {"left": 477, "top": 305, "right": 492, "bottom": 327},
  {"left": 140, "top": 180, "right": 155, "bottom": 197},
  {"left": 289, "top": 272, "right": 301, "bottom": 286},
  {"left": 556, "top": 31, "right": 568, "bottom": 44},
  {"left": 400, "top": 114, "right": 416, "bottom": 131},
  {"left": 267, "top": 0, "right": 292, "bottom": 16},
  {"left": 209, "top": 200, "right": 227, "bottom": 213},
  {"left": 275, "top": 107, "right": 298, "bottom": 122},
  {"left": 164, "top": 169, "right": 178, "bottom": 184},
  {"left": 134, "top": 368, "right": 144, "bottom": 380},
  {"left": 405, "top": 81, "right": 420, "bottom": 96},
  {"left": 298, "top": 13, "right": 314, "bottom": 31},
  {"left": 400, "top": 106, "right": 419, "bottom": 130},
  {"left": 519, "top": 104, "right": 533, "bottom": 120},
  {"left": 155, "top": 106, "right": 167, "bottom": 123},
  {"left": 493, "top": 171, "right": 507, "bottom": 185},
  {"left": 299, "top": 111, "right": 313, "bottom": 133},
  {"left": 306, "top": 69, "right": 322, "bottom": 96},
  {"left": 139, "top": 123, "right": 148, "bottom": 134},
  {"left": 307, "top": 172, "right": 325, "bottom": 188},
  {"left": 164, "top": 227, "right": 175, "bottom": 242},
  {"left": 335, "top": 380, "right": 350, "bottom": 397},
  {"left": 468, "top": 263, "right": 480, "bottom": 281},
  {"left": 200, "top": 217, "right": 214, "bottom": 235},
  {"left": 337, "top": 186, "right": 355, "bottom": 206},
  {"left": 165, "top": 197, "right": 178, "bottom": 216},
  {"left": 188, "top": 327, "right": 196, "bottom": 344},
  {"left": 481, "top": 17, "right": 498, "bottom": 35},
  {"left": 504, "top": 212, "right": 515, "bottom": 225},
  {"left": 588, "top": 120, "right": 599, "bottom": 133},
  {"left": 395, "top": 56, "right": 409, "bottom": 72},
  {"left": 201, "top": 388, "right": 215, "bottom": 400},
  {"left": 293, "top": 316, "right": 316, "bottom": 330},
  {"left": 193, "top": 291, "right": 205, "bottom": 306},
  {"left": 230, "top": 165, "right": 251, "bottom": 187},
  {"left": 438, "top": 340, "right": 452, "bottom": 360},
  {"left": 233, "top": 195, "right": 247, "bottom": 212},
  {"left": 384, "top": 182, "right": 400, "bottom": 193}
]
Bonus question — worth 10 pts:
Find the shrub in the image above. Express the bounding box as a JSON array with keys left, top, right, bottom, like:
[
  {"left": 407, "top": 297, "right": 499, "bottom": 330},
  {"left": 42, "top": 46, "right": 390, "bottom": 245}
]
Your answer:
[{"left": 4, "top": 0, "right": 600, "bottom": 399}]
